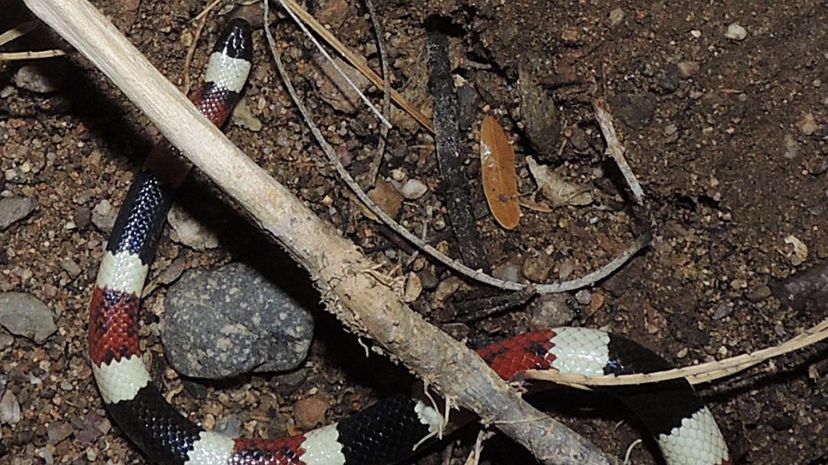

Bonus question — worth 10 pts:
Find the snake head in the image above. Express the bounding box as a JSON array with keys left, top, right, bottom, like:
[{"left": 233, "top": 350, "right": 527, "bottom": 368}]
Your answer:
[{"left": 214, "top": 18, "right": 253, "bottom": 62}]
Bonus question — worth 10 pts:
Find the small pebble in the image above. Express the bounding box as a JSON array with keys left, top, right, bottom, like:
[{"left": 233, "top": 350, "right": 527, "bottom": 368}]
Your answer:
[
  {"left": 783, "top": 133, "right": 800, "bottom": 159},
  {"left": 0, "top": 196, "right": 37, "bottom": 231},
  {"left": 60, "top": 258, "right": 82, "bottom": 278},
  {"left": 784, "top": 235, "right": 808, "bottom": 266},
  {"left": 528, "top": 295, "right": 576, "bottom": 330},
  {"left": 491, "top": 261, "right": 521, "bottom": 283},
  {"left": 725, "top": 23, "right": 747, "bottom": 41},
  {"left": 616, "top": 93, "right": 657, "bottom": 128},
  {"left": 558, "top": 260, "right": 575, "bottom": 280},
  {"left": 522, "top": 252, "right": 555, "bottom": 282},
  {"left": 230, "top": 98, "right": 263, "bottom": 132},
  {"left": 431, "top": 277, "right": 463, "bottom": 309},
  {"left": 518, "top": 67, "right": 561, "bottom": 162},
  {"left": 0, "top": 390, "right": 20, "bottom": 425},
  {"left": 417, "top": 268, "right": 439, "bottom": 290},
  {"left": 712, "top": 302, "right": 734, "bottom": 320},
  {"left": 91, "top": 199, "right": 117, "bottom": 233},
  {"left": 589, "top": 292, "right": 606, "bottom": 312},
  {"left": 746, "top": 285, "right": 772, "bottom": 302},
  {"left": 47, "top": 422, "right": 73, "bottom": 444},
  {"left": 214, "top": 415, "right": 243, "bottom": 437},
  {"left": 403, "top": 272, "right": 422, "bottom": 303},
  {"left": 14, "top": 63, "right": 66, "bottom": 93},
  {"left": 677, "top": 61, "right": 700, "bottom": 78},
  {"left": 293, "top": 395, "right": 329, "bottom": 429},
  {"left": 73, "top": 206, "right": 92, "bottom": 229},
  {"left": 797, "top": 113, "right": 819, "bottom": 136},
  {"left": 167, "top": 204, "right": 219, "bottom": 251},
  {"left": 367, "top": 180, "right": 403, "bottom": 219},
  {"left": 574, "top": 289, "right": 592, "bottom": 305},
  {"left": 608, "top": 8, "right": 624, "bottom": 26},
  {"left": 399, "top": 179, "right": 428, "bottom": 200},
  {"left": 567, "top": 126, "right": 591, "bottom": 152}
]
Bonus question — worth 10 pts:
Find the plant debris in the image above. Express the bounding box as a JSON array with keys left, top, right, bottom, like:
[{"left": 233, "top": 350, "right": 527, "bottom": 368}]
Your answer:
[{"left": 480, "top": 115, "right": 520, "bottom": 229}]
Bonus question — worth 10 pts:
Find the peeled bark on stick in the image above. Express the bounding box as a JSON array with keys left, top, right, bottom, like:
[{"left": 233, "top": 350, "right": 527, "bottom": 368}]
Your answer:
[{"left": 21, "top": 1, "right": 621, "bottom": 464}]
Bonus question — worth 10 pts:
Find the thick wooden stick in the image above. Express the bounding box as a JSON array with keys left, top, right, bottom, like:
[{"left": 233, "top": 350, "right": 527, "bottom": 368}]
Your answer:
[{"left": 21, "top": 1, "right": 619, "bottom": 464}]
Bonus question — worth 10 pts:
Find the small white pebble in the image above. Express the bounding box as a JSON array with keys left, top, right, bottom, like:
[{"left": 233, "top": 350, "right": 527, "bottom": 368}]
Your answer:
[
  {"left": 399, "top": 179, "right": 428, "bottom": 200},
  {"left": 574, "top": 289, "right": 591, "bottom": 305},
  {"left": 390, "top": 168, "right": 406, "bottom": 182},
  {"left": 608, "top": 8, "right": 624, "bottom": 26},
  {"left": 690, "top": 30, "right": 702, "bottom": 38},
  {"left": 725, "top": 23, "right": 747, "bottom": 41}
]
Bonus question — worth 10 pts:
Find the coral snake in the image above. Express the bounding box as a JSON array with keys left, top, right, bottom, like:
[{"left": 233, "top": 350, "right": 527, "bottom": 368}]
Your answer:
[{"left": 88, "top": 18, "right": 732, "bottom": 465}]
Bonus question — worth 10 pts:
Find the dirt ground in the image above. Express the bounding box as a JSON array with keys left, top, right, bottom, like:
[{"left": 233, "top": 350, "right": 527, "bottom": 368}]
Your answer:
[{"left": 1, "top": 0, "right": 826, "bottom": 464}]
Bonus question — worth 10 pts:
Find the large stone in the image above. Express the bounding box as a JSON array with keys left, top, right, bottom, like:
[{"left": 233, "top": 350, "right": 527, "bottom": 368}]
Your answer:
[{"left": 162, "top": 262, "right": 314, "bottom": 379}]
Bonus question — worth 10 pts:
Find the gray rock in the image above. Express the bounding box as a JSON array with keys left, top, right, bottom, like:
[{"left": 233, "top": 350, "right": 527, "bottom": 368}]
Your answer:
[
  {"left": 14, "top": 63, "right": 66, "bottom": 94},
  {"left": 162, "top": 262, "right": 314, "bottom": 379},
  {"left": 91, "top": 199, "right": 116, "bottom": 234},
  {"left": 214, "top": 415, "right": 243, "bottom": 437},
  {"left": 712, "top": 302, "right": 734, "bottom": 320},
  {"left": 0, "top": 292, "right": 57, "bottom": 343},
  {"left": 492, "top": 261, "right": 521, "bottom": 283},
  {"left": 574, "top": 289, "right": 592, "bottom": 305},
  {"left": 771, "top": 263, "right": 828, "bottom": 312},
  {"left": 0, "top": 197, "right": 37, "bottom": 231}
]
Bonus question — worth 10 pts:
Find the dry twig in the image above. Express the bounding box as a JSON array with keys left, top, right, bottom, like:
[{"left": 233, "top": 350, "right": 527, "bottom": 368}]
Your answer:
[
  {"left": 193, "top": 0, "right": 225, "bottom": 22},
  {"left": 0, "top": 21, "right": 39, "bottom": 47},
  {"left": 277, "top": 0, "right": 390, "bottom": 128},
  {"left": 364, "top": 0, "right": 391, "bottom": 187},
  {"left": 265, "top": 2, "right": 647, "bottom": 294},
  {"left": 183, "top": 0, "right": 234, "bottom": 92},
  {"left": 21, "top": 0, "right": 621, "bottom": 463},
  {"left": 593, "top": 99, "right": 644, "bottom": 203},
  {"left": 277, "top": 0, "right": 434, "bottom": 132},
  {"left": 0, "top": 49, "right": 65, "bottom": 60},
  {"left": 181, "top": 12, "right": 209, "bottom": 94},
  {"left": 0, "top": 20, "right": 64, "bottom": 61}
]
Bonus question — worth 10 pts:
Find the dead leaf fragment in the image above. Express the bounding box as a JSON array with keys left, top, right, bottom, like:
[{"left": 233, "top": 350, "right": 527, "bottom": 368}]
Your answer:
[
  {"left": 480, "top": 116, "right": 520, "bottom": 229},
  {"left": 526, "top": 156, "right": 592, "bottom": 207}
]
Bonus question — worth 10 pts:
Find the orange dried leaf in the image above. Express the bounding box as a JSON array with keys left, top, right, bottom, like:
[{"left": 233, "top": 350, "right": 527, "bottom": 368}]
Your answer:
[{"left": 480, "top": 115, "right": 520, "bottom": 229}]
